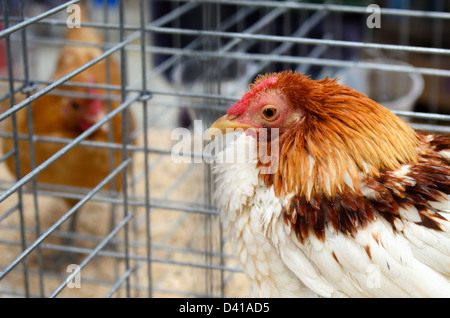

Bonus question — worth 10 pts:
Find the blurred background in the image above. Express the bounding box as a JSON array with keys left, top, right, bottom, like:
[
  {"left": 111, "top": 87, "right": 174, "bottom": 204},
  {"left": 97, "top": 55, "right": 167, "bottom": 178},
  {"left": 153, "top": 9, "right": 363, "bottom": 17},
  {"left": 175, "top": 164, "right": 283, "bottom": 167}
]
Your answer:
[{"left": 0, "top": 0, "right": 449, "bottom": 298}]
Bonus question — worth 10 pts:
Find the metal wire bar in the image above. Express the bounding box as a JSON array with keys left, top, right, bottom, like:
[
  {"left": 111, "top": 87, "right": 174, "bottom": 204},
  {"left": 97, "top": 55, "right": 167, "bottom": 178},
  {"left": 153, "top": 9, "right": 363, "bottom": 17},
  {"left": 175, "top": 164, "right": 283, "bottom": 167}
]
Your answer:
[
  {"left": 0, "top": 178, "right": 219, "bottom": 216},
  {"left": 139, "top": 0, "right": 153, "bottom": 298},
  {"left": 1, "top": 17, "right": 137, "bottom": 33},
  {"left": 167, "top": 0, "right": 450, "bottom": 20},
  {"left": 118, "top": 0, "right": 131, "bottom": 298},
  {"left": 142, "top": 46, "right": 450, "bottom": 78},
  {"left": 99, "top": 1, "right": 123, "bottom": 297},
  {"left": 1, "top": 223, "right": 239, "bottom": 258},
  {"left": 146, "top": 26, "right": 450, "bottom": 56},
  {"left": 0, "top": 223, "right": 239, "bottom": 268},
  {"left": 0, "top": 236, "right": 243, "bottom": 276}
]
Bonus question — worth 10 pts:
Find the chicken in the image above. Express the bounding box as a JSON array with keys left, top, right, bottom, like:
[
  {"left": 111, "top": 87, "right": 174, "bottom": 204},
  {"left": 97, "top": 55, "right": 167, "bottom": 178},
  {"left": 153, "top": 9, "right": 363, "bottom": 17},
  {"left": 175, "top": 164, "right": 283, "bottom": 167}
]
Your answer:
[
  {"left": 2, "top": 4, "right": 135, "bottom": 266},
  {"left": 208, "top": 70, "right": 450, "bottom": 297}
]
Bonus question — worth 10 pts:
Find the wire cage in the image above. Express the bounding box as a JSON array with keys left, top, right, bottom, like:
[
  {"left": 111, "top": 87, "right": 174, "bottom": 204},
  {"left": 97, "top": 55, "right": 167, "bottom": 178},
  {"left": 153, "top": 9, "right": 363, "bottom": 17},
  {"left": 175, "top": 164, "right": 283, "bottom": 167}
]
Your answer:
[{"left": 0, "top": 0, "right": 449, "bottom": 298}]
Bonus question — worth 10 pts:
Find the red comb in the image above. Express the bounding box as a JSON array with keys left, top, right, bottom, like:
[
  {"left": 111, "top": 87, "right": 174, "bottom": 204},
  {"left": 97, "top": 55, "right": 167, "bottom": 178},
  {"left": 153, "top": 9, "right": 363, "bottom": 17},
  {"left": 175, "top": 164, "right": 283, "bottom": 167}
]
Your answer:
[{"left": 227, "top": 76, "right": 279, "bottom": 116}]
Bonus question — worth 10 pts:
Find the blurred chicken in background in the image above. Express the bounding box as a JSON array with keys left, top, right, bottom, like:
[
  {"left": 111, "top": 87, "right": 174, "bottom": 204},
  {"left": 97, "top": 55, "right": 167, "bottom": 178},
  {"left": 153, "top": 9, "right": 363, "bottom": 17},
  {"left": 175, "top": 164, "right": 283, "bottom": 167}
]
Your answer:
[{"left": 1, "top": 2, "right": 135, "bottom": 268}]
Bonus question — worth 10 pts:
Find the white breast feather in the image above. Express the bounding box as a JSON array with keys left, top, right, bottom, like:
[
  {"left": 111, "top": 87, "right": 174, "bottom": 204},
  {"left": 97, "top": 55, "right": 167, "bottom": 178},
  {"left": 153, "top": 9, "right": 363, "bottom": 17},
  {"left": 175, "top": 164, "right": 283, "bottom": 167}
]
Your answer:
[{"left": 213, "top": 133, "right": 316, "bottom": 297}]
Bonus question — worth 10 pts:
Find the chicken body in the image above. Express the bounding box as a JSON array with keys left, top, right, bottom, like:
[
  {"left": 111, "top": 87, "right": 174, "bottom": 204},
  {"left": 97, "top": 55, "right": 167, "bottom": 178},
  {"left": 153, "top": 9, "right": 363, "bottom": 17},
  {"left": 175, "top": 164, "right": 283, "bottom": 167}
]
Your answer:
[{"left": 209, "top": 71, "right": 450, "bottom": 297}]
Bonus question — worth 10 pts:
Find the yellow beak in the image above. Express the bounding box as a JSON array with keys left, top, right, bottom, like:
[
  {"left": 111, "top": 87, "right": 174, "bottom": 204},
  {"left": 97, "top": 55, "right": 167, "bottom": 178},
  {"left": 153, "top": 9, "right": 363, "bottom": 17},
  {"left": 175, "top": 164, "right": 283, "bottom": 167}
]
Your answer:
[{"left": 206, "top": 114, "right": 252, "bottom": 140}]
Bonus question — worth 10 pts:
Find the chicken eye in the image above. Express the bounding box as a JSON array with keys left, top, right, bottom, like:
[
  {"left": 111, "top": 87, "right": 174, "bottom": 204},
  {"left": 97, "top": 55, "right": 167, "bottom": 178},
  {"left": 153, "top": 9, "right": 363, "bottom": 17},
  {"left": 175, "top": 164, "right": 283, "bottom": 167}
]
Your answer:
[
  {"left": 262, "top": 106, "right": 279, "bottom": 121},
  {"left": 70, "top": 101, "right": 80, "bottom": 110}
]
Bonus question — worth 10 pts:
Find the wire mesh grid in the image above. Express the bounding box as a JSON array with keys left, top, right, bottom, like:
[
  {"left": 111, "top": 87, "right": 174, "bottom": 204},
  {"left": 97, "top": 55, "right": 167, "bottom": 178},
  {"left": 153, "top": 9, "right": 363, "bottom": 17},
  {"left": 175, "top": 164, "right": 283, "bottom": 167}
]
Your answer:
[{"left": 0, "top": 0, "right": 449, "bottom": 298}]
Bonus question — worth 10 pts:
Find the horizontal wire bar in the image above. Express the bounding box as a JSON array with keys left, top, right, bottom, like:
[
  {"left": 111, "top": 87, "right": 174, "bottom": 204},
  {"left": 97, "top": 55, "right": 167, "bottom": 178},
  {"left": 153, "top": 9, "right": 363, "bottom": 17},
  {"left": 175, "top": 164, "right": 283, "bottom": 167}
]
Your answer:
[
  {"left": 151, "top": 256, "right": 242, "bottom": 273},
  {"left": 149, "top": 202, "right": 218, "bottom": 215},
  {"left": 0, "top": 158, "right": 131, "bottom": 281},
  {"left": 0, "top": 132, "right": 138, "bottom": 152},
  {"left": 396, "top": 111, "right": 450, "bottom": 122},
  {"left": 1, "top": 239, "right": 243, "bottom": 274},
  {"left": 144, "top": 46, "right": 450, "bottom": 78},
  {"left": 0, "top": 134, "right": 212, "bottom": 165},
  {"left": 0, "top": 76, "right": 233, "bottom": 110},
  {"left": 3, "top": 49, "right": 446, "bottom": 104},
  {"left": 146, "top": 26, "right": 450, "bottom": 56},
  {"left": 409, "top": 123, "right": 450, "bottom": 134},
  {"left": 0, "top": 17, "right": 129, "bottom": 31},
  {"left": 0, "top": 181, "right": 219, "bottom": 219},
  {"left": 145, "top": 86, "right": 450, "bottom": 121},
  {"left": 0, "top": 224, "right": 236, "bottom": 263},
  {"left": 0, "top": 180, "right": 219, "bottom": 216},
  {"left": 168, "top": 0, "right": 450, "bottom": 19}
]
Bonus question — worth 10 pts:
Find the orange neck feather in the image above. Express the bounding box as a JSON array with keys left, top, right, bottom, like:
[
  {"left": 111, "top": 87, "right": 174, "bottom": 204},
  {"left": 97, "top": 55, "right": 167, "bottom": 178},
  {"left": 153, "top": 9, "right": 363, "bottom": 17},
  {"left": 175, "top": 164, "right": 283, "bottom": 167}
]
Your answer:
[{"left": 258, "top": 73, "right": 419, "bottom": 200}]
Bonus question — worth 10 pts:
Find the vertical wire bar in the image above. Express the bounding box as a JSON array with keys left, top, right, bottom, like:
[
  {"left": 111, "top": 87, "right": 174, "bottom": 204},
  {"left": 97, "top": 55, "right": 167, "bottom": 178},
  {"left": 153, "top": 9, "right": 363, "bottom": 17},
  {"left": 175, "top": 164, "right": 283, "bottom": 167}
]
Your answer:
[
  {"left": 101, "top": 0, "right": 121, "bottom": 297},
  {"left": 103, "top": 0, "right": 117, "bottom": 232},
  {"left": 214, "top": 1, "right": 225, "bottom": 298},
  {"left": 122, "top": 0, "right": 138, "bottom": 296},
  {"left": 201, "top": 0, "right": 222, "bottom": 297},
  {"left": 282, "top": 4, "right": 291, "bottom": 71},
  {"left": 139, "top": 0, "right": 153, "bottom": 298},
  {"left": 399, "top": 0, "right": 410, "bottom": 62},
  {"left": 334, "top": 0, "right": 343, "bottom": 61},
  {"left": 2, "top": 0, "right": 29, "bottom": 298},
  {"left": 19, "top": 0, "right": 44, "bottom": 297},
  {"left": 429, "top": 0, "right": 444, "bottom": 115},
  {"left": 201, "top": 0, "right": 212, "bottom": 297},
  {"left": 118, "top": 0, "right": 131, "bottom": 297}
]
